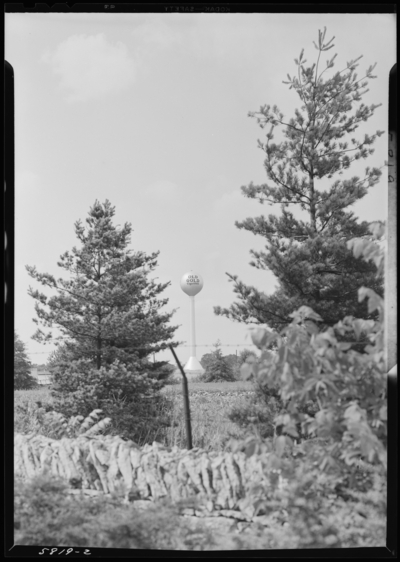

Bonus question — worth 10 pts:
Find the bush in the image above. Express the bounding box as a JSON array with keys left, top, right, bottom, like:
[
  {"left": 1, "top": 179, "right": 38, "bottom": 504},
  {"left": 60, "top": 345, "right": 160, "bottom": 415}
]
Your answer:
[
  {"left": 224, "top": 223, "right": 387, "bottom": 547},
  {"left": 228, "top": 384, "right": 282, "bottom": 439},
  {"left": 49, "top": 359, "right": 174, "bottom": 444},
  {"left": 237, "top": 223, "right": 387, "bottom": 471},
  {"left": 14, "top": 474, "right": 216, "bottom": 550},
  {"left": 241, "top": 299, "right": 387, "bottom": 469},
  {"left": 14, "top": 388, "right": 54, "bottom": 435},
  {"left": 227, "top": 434, "right": 386, "bottom": 548},
  {"left": 228, "top": 377, "right": 319, "bottom": 442}
]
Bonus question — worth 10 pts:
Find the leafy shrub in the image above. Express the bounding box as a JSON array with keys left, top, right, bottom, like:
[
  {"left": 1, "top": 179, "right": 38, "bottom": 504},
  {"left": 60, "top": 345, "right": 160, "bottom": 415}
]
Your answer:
[
  {"left": 228, "top": 384, "right": 282, "bottom": 439},
  {"left": 238, "top": 223, "right": 387, "bottom": 471},
  {"left": 14, "top": 388, "right": 53, "bottom": 435},
  {"left": 228, "top": 376, "right": 319, "bottom": 442},
  {"left": 228, "top": 434, "right": 386, "bottom": 548},
  {"left": 49, "top": 359, "right": 174, "bottom": 443},
  {"left": 14, "top": 401, "right": 43, "bottom": 436},
  {"left": 14, "top": 397, "right": 111, "bottom": 440},
  {"left": 239, "top": 303, "right": 386, "bottom": 473},
  {"left": 14, "top": 474, "right": 217, "bottom": 550},
  {"left": 225, "top": 223, "right": 387, "bottom": 547}
]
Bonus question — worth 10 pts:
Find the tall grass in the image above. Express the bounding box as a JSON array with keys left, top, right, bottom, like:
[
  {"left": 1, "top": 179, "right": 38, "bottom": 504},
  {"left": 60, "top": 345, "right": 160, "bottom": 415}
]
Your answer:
[
  {"left": 161, "top": 383, "right": 254, "bottom": 450},
  {"left": 14, "top": 382, "right": 255, "bottom": 450},
  {"left": 14, "top": 387, "right": 55, "bottom": 435}
]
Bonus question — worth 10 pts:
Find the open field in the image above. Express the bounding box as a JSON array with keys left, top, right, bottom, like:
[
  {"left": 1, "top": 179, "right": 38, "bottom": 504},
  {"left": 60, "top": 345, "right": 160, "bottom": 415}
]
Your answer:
[
  {"left": 162, "top": 380, "right": 253, "bottom": 394},
  {"left": 15, "top": 386, "right": 53, "bottom": 405},
  {"left": 15, "top": 380, "right": 256, "bottom": 451},
  {"left": 161, "top": 380, "right": 254, "bottom": 450}
]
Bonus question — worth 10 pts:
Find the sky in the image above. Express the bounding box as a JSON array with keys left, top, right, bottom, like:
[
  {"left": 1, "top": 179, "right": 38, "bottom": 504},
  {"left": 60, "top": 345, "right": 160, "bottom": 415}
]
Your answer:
[{"left": 5, "top": 11, "right": 396, "bottom": 367}]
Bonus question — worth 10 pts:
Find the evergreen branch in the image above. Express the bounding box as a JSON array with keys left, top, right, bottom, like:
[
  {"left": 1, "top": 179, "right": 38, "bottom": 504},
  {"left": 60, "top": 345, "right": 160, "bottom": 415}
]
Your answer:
[
  {"left": 254, "top": 110, "right": 305, "bottom": 135},
  {"left": 319, "top": 213, "right": 335, "bottom": 232},
  {"left": 298, "top": 125, "right": 312, "bottom": 175},
  {"left": 264, "top": 145, "right": 311, "bottom": 203},
  {"left": 316, "top": 54, "right": 338, "bottom": 83},
  {"left": 314, "top": 44, "right": 322, "bottom": 87},
  {"left": 41, "top": 320, "right": 99, "bottom": 342},
  {"left": 250, "top": 299, "right": 290, "bottom": 324},
  {"left": 278, "top": 120, "right": 305, "bottom": 134},
  {"left": 314, "top": 71, "right": 376, "bottom": 123},
  {"left": 269, "top": 167, "right": 310, "bottom": 202},
  {"left": 318, "top": 144, "right": 370, "bottom": 159},
  {"left": 314, "top": 108, "right": 343, "bottom": 149},
  {"left": 255, "top": 194, "right": 305, "bottom": 206},
  {"left": 297, "top": 59, "right": 307, "bottom": 107}
]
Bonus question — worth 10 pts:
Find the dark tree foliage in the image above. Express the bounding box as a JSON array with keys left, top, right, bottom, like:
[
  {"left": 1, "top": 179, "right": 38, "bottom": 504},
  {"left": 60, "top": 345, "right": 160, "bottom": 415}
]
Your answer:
[
  {"left": 14, "top": 331, "right": 37, "bottom": 390},
  {"left": 214, "top": 29, "right": 384, "bottom": 331},
  {"left": 26, "top": 200, "right": 178, "bottom": 376},
  {"left": 201, "top": 341, "right": 236, "bottom": 382}
]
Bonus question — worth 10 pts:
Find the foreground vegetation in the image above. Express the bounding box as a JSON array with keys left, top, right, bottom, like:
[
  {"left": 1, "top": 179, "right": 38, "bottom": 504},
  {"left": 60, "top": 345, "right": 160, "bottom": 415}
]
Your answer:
[
  {"left": 14, "top": 371, "right": 387, "bottom": 550},
  {"left": 14, "top": 474, "right": 222, "bottom": 550},
  {"left": 14, "top": 450, "right": 385, "bottom": 550}
]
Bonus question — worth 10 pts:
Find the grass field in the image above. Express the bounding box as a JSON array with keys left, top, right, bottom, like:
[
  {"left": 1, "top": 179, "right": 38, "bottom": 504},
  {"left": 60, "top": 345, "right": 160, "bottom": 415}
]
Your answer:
[
  {"left": 162, "top": 380, "right": 253, "bottom": 394},
  {"left": 15, "top": 380, "right": 256, "bottom": 451},
  {"left": 161, "top": 380, "right": 254, "bottom": 450}
]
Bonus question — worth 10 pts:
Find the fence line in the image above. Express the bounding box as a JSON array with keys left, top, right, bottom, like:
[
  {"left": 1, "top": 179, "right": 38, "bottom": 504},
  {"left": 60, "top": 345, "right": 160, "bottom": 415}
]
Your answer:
[{"left": 25, "top": 343, "right": 259, "bottom": 356}]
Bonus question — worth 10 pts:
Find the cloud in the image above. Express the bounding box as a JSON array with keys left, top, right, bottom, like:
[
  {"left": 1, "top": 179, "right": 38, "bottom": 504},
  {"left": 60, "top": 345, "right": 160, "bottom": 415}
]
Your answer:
[{"left": 42, "top": 34, "right": 136, "bottom": 102}]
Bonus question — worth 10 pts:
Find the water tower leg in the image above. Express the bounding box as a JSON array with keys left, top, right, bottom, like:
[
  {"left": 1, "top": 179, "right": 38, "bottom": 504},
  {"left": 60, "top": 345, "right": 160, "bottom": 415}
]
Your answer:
[
  {"left": 190, "top": 295, "right": 196, "bottom": 358},
  {"left": 184, "top": 295, "right": 204, "bottom": 375}
]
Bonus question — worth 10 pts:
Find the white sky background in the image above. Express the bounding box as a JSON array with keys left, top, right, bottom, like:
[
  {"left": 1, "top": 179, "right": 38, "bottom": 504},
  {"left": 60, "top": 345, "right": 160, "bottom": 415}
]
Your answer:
[{"left": 6, "top": 12, "right": 396, "bottom": 366}]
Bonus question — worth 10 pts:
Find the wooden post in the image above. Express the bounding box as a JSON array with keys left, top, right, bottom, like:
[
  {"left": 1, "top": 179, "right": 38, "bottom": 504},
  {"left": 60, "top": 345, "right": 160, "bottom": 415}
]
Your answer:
[{"left": 169, "top": 345, "right": 193, "bottom": 450}]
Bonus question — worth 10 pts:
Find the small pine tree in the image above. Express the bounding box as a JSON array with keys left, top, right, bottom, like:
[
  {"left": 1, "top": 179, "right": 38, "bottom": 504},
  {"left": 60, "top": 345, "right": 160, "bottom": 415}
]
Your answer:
[
  {"left": 50, "top": 358, "right": 165, "bottom": 443},
  {"left": 26, "top": 200, "right": 178, "bottom": 375},
  {"left": 202, "top": 341, "right": 235, "bottom": 382},
  {"left": 14, "top": 332, "right": 36, "bottom": 390}
]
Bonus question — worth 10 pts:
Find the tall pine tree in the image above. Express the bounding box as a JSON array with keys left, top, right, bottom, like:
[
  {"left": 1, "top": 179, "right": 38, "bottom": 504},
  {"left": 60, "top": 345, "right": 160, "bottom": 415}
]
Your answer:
[
  {"left": 26, "top": 200, "right": 178, "bottom": 373},
  {"left": 214, "top": 28, "right": 384, "bottom": 330}
]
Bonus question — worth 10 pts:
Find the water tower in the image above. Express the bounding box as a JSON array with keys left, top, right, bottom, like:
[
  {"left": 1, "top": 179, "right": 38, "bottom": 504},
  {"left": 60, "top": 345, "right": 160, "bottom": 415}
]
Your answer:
[{"left": 180, "top": 271, "right": 205, "bottom": 379}]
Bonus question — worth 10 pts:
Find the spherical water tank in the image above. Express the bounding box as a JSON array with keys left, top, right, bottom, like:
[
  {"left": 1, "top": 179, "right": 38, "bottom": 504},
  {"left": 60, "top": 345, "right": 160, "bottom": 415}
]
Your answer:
[{"left": 180, "top": 271, "right": 203, "bottom": 296}]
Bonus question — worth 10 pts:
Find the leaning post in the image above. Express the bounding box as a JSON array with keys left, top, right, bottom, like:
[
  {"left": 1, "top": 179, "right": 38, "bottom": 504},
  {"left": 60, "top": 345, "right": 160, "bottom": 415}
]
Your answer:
[{"left": 169, "top": 345, "right": 193, "bottom": 450}]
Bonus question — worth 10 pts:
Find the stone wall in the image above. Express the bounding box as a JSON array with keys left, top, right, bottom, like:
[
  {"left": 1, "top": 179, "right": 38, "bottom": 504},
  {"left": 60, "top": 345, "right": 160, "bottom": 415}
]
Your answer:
[{"left": 15, "top": 433, "right": 282, "bottom": 520}]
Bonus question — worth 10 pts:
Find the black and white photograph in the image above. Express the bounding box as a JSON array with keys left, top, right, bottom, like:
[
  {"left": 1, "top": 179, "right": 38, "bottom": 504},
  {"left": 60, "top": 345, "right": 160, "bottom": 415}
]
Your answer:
[{"left": 5, "top": 5, "right": 397, "bottom": 554}]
